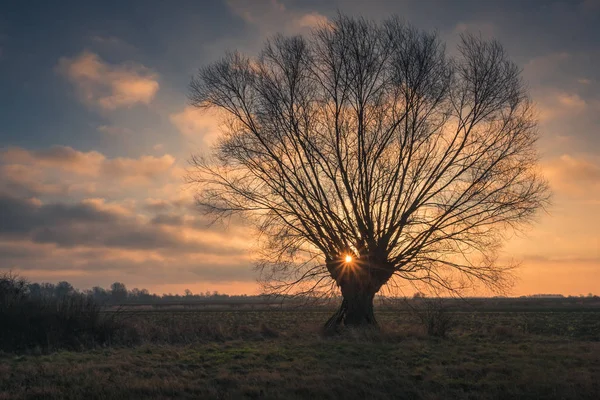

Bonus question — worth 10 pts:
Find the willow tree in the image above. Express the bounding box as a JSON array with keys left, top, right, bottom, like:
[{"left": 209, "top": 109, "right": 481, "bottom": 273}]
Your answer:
[{"left": 188, "top": 15, "right": 549, "bottom": 330}]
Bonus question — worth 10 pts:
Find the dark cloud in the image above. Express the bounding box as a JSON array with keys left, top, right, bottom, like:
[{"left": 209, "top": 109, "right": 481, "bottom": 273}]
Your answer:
[
  {"left": 0, "top": 193, "right": 243, "bottom": 255},
  {"left": 150, "top": 213, "right": 185, "bottom": 226},
  {"left": 0, "top": 242, "right": 49, "bottom": 260},
  {"left": 0, "top": 193, "right": 115, "bottom": 236},
  {"left": 143, "top": 199, "right": 173, "bottom": 213},
  {"left": 0, "top": 191, "right": 253, "bottom": 291},
  {"left": 0, "top": 244, "right": 254, "bottom": 291}
]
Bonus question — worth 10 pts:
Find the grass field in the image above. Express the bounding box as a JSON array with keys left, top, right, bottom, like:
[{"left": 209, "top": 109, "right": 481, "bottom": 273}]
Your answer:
[{"left": 1, "top": 309, "right": 599, "bottom": 399}]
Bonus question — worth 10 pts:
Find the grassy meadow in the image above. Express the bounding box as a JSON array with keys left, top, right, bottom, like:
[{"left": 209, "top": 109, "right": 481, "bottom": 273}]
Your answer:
[{"left": 1, "top": 306, "right": 599, "bottom": 399}]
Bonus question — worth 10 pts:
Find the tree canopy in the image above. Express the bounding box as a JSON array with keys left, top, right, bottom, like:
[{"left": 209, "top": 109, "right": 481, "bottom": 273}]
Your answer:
[{"left": 188, "top": 15, "right": 550, "bottom": 328}]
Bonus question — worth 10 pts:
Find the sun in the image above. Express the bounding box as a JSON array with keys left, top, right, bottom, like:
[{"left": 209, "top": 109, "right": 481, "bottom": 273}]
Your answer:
[{"left": 344, "top": 255, "right": 353, "bottom": 263}]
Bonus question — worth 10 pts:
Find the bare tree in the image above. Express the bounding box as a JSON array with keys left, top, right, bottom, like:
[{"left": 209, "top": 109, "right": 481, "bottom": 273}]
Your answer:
[
  {"left": 187, "top": 15, "right": 549, "bottom": 330},
  {"left": 110, "top": 282, "right": 128, "bottom": 304}
]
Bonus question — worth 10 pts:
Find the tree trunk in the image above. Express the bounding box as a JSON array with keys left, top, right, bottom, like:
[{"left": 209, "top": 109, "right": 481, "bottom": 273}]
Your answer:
[
  {"left": 323, "top": 254, "right": 393, "bottom": 335},
  {"left": 323, "top": 284, "right": 378, "bottom": 334},
  {"left": 343, "top": 287, "right": 377, "bottom": 326}
]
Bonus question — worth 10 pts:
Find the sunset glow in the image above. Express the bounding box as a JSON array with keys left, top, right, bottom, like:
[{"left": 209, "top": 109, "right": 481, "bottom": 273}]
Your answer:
[
  {"left": 1, "top": 5, "right": 599, "bottom": 399},
  {"left": 0, "top": 1, "right": 598, "bottom": 297}
]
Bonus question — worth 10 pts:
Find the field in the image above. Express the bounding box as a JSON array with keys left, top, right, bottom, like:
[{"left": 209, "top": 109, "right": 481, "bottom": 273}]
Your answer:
[{"left": 1, "top": 303, "right": 600, "bottom": 400}]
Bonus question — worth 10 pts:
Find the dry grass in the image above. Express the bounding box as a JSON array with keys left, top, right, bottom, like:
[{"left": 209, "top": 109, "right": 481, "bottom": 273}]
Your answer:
[
  {"left": 1, "top": 333, "right": 599, "bottom": 399},
  {"left": 1, "top": 309, "right": 599, "bottom": 399},
  {"left": 0, "top": 273, "right": 129, "bottom": 353}
]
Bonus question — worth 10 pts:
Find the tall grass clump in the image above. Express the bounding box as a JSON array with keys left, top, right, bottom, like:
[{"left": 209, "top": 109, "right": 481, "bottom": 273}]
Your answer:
[
  {"left": 409, "top": 297, "right": 455, "bottom": 338},
  {"left": 0, "top": 273, "right": 134, "bottom": 353}
]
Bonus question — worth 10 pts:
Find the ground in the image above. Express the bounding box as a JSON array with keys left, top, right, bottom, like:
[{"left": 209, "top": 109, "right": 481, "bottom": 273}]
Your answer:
[{"left": 1, "top": 308, "right": 599, "bottom": 399}]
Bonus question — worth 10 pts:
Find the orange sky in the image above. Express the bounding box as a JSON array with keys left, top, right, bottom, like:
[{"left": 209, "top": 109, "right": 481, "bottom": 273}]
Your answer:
[{"left": 0, "top": 0, "right": 598, "bottom": 296}]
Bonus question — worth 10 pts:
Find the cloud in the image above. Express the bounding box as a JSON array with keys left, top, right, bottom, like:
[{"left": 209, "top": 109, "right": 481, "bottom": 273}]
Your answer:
[
  {"left": 0, "top": 235, "right": 257, "bottom": 293},
  {"left": 57, "top": 50, "right": 159, "bottom": 110},
  {"left": 97, "top": 125, "right": 134, "bottom": 135},
  {"left": 81, "top": 197, "right": 135, "bottom": 217},
  {"left": 296, "top": 12, "right": 329, "bottom": 29},
  {"left": 522, "top": 52, "right": 599, "bottom": 124},
  {"left": 535, "top": 90, "right": 589, "bottom": 122},
  {"left": 0, "top": 146, "right": 178, "bottom": 196},
  {"left": 101, "top": 154, "right": 176, "bottom": 184},
  {"left": 523, "top": 52, "right": 571, "bottom": 83},
  {"left": 151, "top": 213, "right": 185, "bottom": 226},
  {"left": 0, "top": 189, "right": 256, "bottom": 292},
  {"left": 524, "top": 51, "right": 600, "bottom": 98},
  {"left": 0, "top": 193, "right": 118, "bottom": 238},
  {"left": 0, "top": 142, "right": 256, "bottom": 291},
  {"left": 2, "top": 145, "right": 105, "bottom": 176},
  {"left": 454, "top": 21, "right": 495, "bottom": 38},
  {"left": 0, "top": 192, "right": 248, "bottom": 255},
  {"left": 542, "top": 154, "right": 600, "bottom": 197},
  {"left": 169, "top": 106, "right": 223, "bottom": 144},
  {"left": 544, "top": 154, "right": 600, "bottom": 182},
  {"left": 143, "top": 198, "right": 174, "bottom": 212},
  {"left": 226, "top": 0, "right": 329, "bottom": 35},
  {"left": 0, "top": 163, "right": 63, "bottom": 196}
]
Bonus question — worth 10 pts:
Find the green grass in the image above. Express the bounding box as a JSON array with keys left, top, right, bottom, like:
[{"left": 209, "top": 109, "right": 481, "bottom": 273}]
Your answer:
[{"left": 1, "top": 310, "right": 599, "bottom": 399}]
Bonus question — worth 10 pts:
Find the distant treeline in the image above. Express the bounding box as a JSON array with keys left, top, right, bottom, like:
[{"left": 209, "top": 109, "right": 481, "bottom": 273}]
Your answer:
[
  {"left": 23, "top": 280, "right": 276, "bottom": 305},
  {"left": 9, "top": 277, "right": 600, "bottom": 307}
]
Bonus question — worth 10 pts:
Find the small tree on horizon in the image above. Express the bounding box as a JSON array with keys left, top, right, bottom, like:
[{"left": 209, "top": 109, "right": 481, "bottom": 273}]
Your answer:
[
  {"left": 187, "top": 15, "right": 549, "bottom": 331},
  {"left": 110, "top": 282, "right": 128, "bottom": 304},
  {"left": 55, "top": 281, "right": 75, "bottom": 298}
]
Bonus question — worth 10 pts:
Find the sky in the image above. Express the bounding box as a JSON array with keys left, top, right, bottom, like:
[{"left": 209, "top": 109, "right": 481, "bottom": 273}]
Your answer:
[{"left": 0, "top": 0, "right": 599, "bottom": 296}]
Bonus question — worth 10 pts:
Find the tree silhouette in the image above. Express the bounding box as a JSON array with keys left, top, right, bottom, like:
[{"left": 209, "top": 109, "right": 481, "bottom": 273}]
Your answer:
[
  {"left": 110, "top": 282, "right": 128, "bottom": 303},
  {"left": 55, "top": 281, "right": 74, "bottom": 298},
  {"left": 188, "top": 15, "right": 549, "bottom": 330}
]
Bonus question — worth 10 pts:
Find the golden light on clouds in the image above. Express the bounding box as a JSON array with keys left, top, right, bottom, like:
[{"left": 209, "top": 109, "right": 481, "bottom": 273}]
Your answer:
[
  {"left": 0, "top": 0, "right": 598, "bottom": 297},
  {"left": 0, "top": 146, "right": 178, "bottom": 194},
  {"left": 57, "top": 51, "right": 159, "bottom": 109},
  {"left": 226, "top": 0, "right": 329, "bottom": 34},
  {"left": 169, "top": 106, "right": 223, "bottom": 145}
]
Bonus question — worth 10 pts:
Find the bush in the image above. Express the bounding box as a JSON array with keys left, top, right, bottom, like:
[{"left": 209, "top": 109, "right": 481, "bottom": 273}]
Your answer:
[
  {"left": 409, "top": 297, "right": 454, "bottom": 338},
  {"left": 0, "top": 273, "right": 129, "bottom": 353}
]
